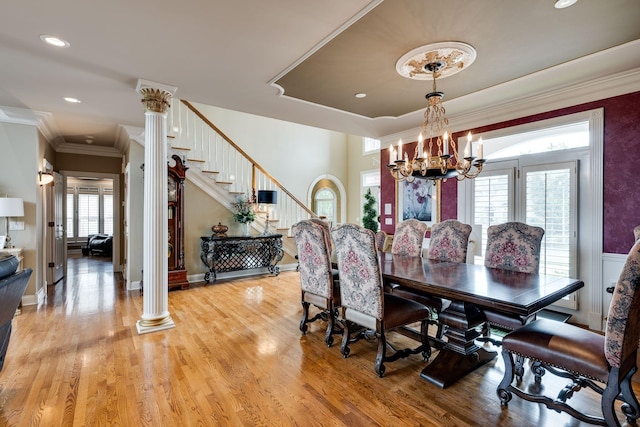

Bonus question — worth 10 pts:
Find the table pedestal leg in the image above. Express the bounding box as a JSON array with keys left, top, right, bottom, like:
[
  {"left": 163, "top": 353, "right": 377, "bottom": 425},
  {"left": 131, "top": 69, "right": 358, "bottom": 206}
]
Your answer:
[{"left": 420, "top": 300, "right": 497, "bottom": 388}]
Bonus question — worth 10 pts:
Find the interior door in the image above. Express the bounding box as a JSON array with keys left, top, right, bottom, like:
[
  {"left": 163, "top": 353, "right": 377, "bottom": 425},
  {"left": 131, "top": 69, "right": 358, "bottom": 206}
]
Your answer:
[{"left": 46, "top": 172, "right": 65, "bottom": 285}]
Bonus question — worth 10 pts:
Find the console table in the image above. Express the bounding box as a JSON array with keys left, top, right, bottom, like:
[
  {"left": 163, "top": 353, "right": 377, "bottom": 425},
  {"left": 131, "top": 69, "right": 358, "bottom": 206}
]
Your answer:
[{"left": 200, "top": 234, "right": 284, "bottom": 283}]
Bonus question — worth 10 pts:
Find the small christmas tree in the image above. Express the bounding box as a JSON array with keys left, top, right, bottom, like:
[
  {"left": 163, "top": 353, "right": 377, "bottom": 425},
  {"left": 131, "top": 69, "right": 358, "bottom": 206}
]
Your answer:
[{"left": 362, "top": 188, "right": 378, "bottom": 232}]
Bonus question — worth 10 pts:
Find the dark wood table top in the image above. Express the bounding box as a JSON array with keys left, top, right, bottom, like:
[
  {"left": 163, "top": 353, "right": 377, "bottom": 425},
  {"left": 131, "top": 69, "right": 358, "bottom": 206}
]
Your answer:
[{"left": 379, "top": 252, "right": 584, "bottom": 317}]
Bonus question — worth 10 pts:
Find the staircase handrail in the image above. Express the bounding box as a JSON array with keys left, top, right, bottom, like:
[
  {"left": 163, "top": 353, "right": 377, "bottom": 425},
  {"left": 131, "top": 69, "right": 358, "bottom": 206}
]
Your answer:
[{"left": 181, "top": 100, "right": 316, "bottom": 218}]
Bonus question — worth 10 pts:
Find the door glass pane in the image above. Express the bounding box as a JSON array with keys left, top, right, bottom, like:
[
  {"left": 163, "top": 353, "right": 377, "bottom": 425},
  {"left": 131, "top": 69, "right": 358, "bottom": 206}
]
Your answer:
[
  {"left": 473, "top": 173, "right": 511, "bottom": 260},
  {"left": 524, "top": 166, "right": 574, "bottom": 277}
]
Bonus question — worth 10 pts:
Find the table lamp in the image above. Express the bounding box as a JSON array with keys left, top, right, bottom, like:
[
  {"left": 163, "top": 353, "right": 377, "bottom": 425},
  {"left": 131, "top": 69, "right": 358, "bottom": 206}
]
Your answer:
[
  {"left": 0, "top": 197, "right": 24, "bottom": 248},
  {"left": 257, "top": 190, "right": 277, "bottom": 235}
]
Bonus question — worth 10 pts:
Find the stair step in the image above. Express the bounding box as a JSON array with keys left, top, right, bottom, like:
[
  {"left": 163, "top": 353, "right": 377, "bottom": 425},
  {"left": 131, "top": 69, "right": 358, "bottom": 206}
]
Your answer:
[
  {"left": 202, "top": 170, "right": 220, "bottom": 175},
  {"left": 171, "top": 146, "right": 190, "bottom": 151},
  {"left": 228, "top": 191, "right": 244, "bottom": 195},
  {"left": 187, "top": 158, "right": 205, "bottom": 163},
  {"left": 216, "top": 181, "right": 233, "bottom": 185}
]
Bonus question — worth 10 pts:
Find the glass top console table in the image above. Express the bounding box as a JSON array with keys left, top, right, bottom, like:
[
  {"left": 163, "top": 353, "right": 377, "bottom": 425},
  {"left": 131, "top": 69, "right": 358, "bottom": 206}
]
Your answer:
[{"left": 200, "top": 234, "right": 284, "bottom": 283}]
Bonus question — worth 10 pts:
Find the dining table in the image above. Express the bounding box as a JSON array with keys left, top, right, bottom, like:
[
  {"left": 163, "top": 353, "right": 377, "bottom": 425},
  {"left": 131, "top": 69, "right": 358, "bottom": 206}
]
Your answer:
[{"left": 379, "top": 252, "right": 584, "bottom": 388}]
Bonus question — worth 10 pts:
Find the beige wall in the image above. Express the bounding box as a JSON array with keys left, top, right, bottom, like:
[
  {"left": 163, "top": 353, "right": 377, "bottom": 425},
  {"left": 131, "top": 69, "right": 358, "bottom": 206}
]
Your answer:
[
  {"left": 0, "top": 122, "right": 41, "bottom": 299},
  {"left": 183, "top": 180, "right": 295, "bottom": 278},
  {"left": 125, "top": 141, "right": 144, "bottom": 286}
]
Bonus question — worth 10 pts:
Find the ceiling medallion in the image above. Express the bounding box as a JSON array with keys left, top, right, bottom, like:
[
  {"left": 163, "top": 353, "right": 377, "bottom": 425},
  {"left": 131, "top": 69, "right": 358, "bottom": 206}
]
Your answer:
[{"left": 395, "top": 42, "right": 476, "bottom": 81}]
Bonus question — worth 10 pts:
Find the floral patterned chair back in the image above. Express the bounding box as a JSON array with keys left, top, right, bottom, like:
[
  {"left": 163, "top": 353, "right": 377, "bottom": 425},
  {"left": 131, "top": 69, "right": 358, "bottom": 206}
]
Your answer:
[
  {"left": 484, "top": 222, "right": 545, "bottom": 274},
  {"left": 604, "top": 239, "right": 640, "bottom": 369},
  {"left": 331, "top": 223, "right": 384, "bottom": 322},
  {"left": 427, "top": 220, "right": 472, "bottom": 263},
  {"left": 292, "top": 220, "right": 334, "bottom": 299},
  {"left": 375, "top": 230, "right": 388, "bottom": 252},
  {"left": 391, "top": 219, "right": 427, "bottom": 257}
]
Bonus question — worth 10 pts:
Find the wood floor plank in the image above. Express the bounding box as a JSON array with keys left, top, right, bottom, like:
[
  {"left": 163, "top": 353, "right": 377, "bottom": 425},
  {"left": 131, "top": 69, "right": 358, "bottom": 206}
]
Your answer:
[{"left": 0, "top": 256, "right": 637, "bottom": 426}]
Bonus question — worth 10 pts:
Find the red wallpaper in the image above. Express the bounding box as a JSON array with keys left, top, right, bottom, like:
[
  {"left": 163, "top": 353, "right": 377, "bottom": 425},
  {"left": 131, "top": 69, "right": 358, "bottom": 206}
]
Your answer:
[{"left": 379, "top": 91, "right": 640, "bottom": 254}]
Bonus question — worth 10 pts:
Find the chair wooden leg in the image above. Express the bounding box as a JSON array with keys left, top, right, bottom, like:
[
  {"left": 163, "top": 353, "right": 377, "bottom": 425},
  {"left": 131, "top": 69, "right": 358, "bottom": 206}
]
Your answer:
[
  {"left": 299, "top": 301, "right": 310, "bottom": 334},
  {"left": 602, "top": 368, "right": 623, "bottom": 427},
  {"left": 420, "top": 319, "right": 432, "bottom": 361},
  {"left": 324, "top": 303, "right": 338, "bottom": 347},
  {"left": 497, "top": 350, "right": 515, "bottom": 406},
  {"left": 340, "top": 319, "right": 351, "bottom": 358},
  {"left": 620, "top": 366, "right": 640, "bottom": 424},
  {"left": 375, "top": 329, "right": 387, "bottom": 378}
]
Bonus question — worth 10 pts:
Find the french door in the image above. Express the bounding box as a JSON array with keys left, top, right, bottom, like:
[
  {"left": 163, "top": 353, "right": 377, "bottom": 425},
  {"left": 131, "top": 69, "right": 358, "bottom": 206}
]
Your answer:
[{"left": 470, "top": 158, "right": 578, "bottom": 308}]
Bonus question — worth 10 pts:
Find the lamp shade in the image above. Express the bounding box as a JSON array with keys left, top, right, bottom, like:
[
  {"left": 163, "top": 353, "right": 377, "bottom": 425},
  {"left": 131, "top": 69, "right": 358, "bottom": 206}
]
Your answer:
[
  {"left": 0, "top": 198, "right": 24, "bottom": 217},
  {"left": 257, "top": 190, "right": 277, "bottom": 205}
]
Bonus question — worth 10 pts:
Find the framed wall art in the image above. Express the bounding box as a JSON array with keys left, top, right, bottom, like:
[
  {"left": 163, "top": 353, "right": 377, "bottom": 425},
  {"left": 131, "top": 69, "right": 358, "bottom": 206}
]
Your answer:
[{"left": 397, "top": 178, "right": 440, "bottom": 227}]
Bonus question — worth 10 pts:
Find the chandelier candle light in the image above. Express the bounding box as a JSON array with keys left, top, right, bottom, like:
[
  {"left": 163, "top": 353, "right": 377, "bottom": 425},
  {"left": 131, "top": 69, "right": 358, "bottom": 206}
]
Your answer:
[{"left": 388, "top": 42, "right": 485, "bottom": 183}]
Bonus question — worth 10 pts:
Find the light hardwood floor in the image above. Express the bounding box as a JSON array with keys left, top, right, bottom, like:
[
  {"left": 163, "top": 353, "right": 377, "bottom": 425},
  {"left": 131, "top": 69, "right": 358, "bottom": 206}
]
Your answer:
[{"left": 0, "top": 256, "right": 636, "bottom": 426}]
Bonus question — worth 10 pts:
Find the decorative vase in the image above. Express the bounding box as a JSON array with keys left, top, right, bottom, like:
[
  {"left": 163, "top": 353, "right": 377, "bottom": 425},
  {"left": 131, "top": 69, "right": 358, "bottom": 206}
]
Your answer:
[
  {"left": 242, "top": 222, "right": 251, "bottom": 236},
  {"left": 212, "top": 222, "right": 229, "bottom": 237}
]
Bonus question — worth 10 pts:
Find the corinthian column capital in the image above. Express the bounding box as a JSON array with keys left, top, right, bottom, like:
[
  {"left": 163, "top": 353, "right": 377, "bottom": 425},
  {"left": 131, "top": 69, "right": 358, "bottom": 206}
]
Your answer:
[
  {"left": 139, "top": 88, "right": 172, "bottom": 113},
  {"left": 136, "top": 79, "right": 178, "bottom": 114}
]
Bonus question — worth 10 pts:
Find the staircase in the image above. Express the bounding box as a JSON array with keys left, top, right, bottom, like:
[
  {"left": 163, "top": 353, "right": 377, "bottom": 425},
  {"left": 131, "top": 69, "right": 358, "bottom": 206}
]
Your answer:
[{"left": 168, "top": 99, "right": 316, "bottom": 257}]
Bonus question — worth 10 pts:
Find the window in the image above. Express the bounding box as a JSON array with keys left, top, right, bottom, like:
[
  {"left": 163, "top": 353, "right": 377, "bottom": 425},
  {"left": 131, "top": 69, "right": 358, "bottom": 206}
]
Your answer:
[
  {"left": 66, "top": 179, "right": 114, "bottom": 242},
  {"left": 466, "top": 121, "right": 586, "bottom": 309},
  {"left": 66, "top": 193, "right": 75, "bottom": 239},
  {"left": 78, "top": 189, "right": 100, "bottom": 237},
  {"left": 361, "top": 169, "right": 381, "bottom": 226},
  {"left": 103, "top": 188, "right": 113, "bottom": 236},
  {"left": 315, "top": 188, "right": 336, "bottom": 223},
  {"left": 363, "top": 137, "right": 381, "bottom": 155},
  {"left": 523, "top": 164, "right": 576, "bottom": 278}
]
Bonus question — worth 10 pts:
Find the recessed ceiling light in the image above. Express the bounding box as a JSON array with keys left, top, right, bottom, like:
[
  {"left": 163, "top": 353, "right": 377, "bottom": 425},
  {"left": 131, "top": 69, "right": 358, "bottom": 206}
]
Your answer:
[
  {"left": 40, "top": 34, "right": 70, "bottom": 48},
  {"left": 64, "top": 97, "right": 81, "bottom": 104},
  {"left": 355, "top": 93, "right": 367, "bottom": 99},
  {"left": 554, "top": 0, "right": 578, "bottom": 9}
]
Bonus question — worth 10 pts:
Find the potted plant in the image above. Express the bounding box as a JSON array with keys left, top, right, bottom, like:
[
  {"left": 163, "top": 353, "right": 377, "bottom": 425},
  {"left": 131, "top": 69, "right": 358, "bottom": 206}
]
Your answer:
[
  {"left": 362, "top": 188, "right": 378, "bottom": 233},
  {"left": 231, "top": 194, "right": 256, "bottom": 236}
]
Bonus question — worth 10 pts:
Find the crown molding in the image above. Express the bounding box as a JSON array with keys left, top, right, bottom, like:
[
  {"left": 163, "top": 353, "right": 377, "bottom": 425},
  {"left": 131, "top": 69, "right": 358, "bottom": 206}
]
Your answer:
[{"left": 55, "top": 142, "right": 123, "bottom": 158}]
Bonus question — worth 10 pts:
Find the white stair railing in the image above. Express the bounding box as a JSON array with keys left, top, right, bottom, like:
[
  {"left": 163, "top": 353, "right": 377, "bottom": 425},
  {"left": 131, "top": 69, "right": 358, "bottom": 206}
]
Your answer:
[{"left": 168, "top": 99, "right": 316, "bottom": 236}]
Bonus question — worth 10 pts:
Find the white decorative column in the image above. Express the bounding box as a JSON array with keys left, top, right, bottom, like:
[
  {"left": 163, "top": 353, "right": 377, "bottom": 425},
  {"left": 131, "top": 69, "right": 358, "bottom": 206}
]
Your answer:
[{"left": 136, "top": 79, "right": 177, "bottom": 335}]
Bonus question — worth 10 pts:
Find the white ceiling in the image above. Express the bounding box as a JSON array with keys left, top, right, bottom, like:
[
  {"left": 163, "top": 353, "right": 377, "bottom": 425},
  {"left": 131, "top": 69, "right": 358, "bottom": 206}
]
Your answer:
[{"left": 1, "top": 0, "right": 639, "bottom": 153}]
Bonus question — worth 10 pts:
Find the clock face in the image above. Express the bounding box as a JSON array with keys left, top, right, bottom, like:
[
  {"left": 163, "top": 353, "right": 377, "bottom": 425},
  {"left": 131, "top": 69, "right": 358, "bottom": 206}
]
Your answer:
[{"left": 168, "top": 177, "right": 177, "bottom": 202}]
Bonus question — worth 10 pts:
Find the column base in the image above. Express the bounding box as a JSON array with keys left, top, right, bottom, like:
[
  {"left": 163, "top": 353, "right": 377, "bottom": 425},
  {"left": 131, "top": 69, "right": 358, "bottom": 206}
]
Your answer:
[{"left": 136, "top": 315, "right": 176, "bottom": 335}]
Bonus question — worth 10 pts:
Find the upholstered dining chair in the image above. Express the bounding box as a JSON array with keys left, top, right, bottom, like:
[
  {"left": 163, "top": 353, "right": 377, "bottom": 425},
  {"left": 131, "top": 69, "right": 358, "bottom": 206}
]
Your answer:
[
  {"left": 292, "top": 220, "right": 341, "bottom": 347},
  {"left": 497, "top": 239, "right": 640, "bottom": 427},
  {"left": 331, "top": 223, "right": 432, "bottom": 377},
  {"left": 375, "top": 230, "right": 388, "bottom": 252},
  {"left": 390, "top": 218, "right": 427, "bottom": 257},
  {"left": 479, "top": 221, "right": 545, "bottom": 345},
  {"left": 391, "top": 219, "right": 473, "bottom": 340}
]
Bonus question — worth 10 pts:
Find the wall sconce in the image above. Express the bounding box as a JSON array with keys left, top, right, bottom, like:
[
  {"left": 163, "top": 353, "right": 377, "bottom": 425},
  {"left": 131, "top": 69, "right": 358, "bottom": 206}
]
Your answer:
[
  {"left": 38, "top": 171, "right": 54, "bottom": 185},
  {"left": 0, "top": 197, "right": 24, "bottom": 248}
]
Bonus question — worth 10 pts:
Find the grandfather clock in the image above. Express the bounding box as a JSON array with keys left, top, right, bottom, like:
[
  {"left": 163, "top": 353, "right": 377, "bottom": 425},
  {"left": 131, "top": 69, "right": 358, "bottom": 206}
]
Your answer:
[{"left": 168, "top": 154, "right": 189, "bottom": 290}]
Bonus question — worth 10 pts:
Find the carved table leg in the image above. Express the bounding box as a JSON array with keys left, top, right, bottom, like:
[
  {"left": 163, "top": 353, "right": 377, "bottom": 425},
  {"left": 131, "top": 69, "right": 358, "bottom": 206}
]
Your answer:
[{"left": 420, "top": 300, "right": 497, "bottom": 388}]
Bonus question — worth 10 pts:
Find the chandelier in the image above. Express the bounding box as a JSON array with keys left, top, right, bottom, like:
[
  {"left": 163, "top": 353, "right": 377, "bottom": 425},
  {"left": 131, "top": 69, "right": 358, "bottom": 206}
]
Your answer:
[{"left": 387, "top": 42, "right": 485, "bottom": 183}]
